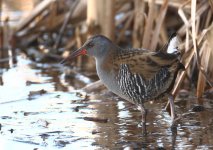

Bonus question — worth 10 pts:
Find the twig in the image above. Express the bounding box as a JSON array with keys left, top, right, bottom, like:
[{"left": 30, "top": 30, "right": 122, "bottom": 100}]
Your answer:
[
  {"left": 196, "top": 42, "right": 209, "bottom": 98},
  {"left": 191, "top": 0, "right": 213, "bottom": 87},
  {"left": 144, "top": 0, "right": 191, "bottom": 9},
  {"left": 83, "top": 117, "right": 108, "bottom": 123},
  {"left": 195, "top": 41, "right": 213, "bottom": 87},
  {"left": 132, "top": 0, "right": 145, "bottom": 48},
  {"left": 15, "top": 0, "right": 54, "bottom": 33},
  {"left": 209, "top": 0, "right": 213, "bottom": 11},
  {"left": 142, "top": 0, "right": 155, "bottom": 49},
  {"left": 150, "top": 0, "right": 168, "bottom": 50},
  {"left": 165, "top": 29, "right": 212, "bottom": 109},
  {"left": 53, "top": 0, "right": 79, "bottom": 51},
  {"left": 178, "top": 2, "right": 209, "bottom": 36}
]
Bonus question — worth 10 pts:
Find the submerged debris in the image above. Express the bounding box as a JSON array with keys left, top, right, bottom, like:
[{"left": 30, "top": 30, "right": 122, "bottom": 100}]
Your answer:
[
  {"left": 83, "top": 117, "right": 108, "bottom": 123},
  {"left": 54, "top": 140, "right": 70, "bottom": 147},
  {"left": 8, "top": 128, "right": 14, "bottom": 133},
  {"left": 191, "top": 105, "right": 205, "bottom": 112},
  {"left": 26, "top": 81, "right": 42, "bottom": 86},
  {"left": 28, "top": 89, "right": 47, "bottom": 100},
  {"left": 91, "top": 129, "right": 101, "bottom": 134}
]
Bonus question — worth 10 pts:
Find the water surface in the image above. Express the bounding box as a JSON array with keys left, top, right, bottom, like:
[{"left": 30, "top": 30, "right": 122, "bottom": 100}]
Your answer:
[{"left": 0, "top": 55, "right": 213, "bottom": 149}]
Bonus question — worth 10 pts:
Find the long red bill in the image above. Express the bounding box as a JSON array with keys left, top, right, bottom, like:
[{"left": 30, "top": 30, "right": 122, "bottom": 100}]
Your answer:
[{"left": 60, "top": 48, "right": 87, "bottom": 64}]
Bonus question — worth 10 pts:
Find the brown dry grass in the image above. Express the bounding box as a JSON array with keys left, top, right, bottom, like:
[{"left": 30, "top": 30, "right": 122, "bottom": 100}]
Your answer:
[{"left": 1, "top": 0, "right": 213, "bottom": 98}]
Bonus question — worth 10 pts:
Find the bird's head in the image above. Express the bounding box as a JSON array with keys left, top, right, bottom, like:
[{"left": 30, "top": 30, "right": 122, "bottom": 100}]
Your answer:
[{"left": 61, "top": 35, "right": 114, "bottom": 64}]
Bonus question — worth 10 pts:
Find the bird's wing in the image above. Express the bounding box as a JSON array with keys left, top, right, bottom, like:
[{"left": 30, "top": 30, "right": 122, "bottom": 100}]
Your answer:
[{"left": 114, "top": 50, "right": 180, "bottom": 80}]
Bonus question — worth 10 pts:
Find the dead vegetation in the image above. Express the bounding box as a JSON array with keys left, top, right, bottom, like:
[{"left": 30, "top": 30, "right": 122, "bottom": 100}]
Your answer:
[{"left": 0, "top": 0, "right": 213, "bottom": 101}]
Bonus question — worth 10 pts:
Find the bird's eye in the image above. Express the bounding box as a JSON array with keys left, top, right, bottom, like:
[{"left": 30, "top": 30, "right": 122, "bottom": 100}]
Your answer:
[{"left": 87, "top": 42, "right": 94, "bottom": 48}]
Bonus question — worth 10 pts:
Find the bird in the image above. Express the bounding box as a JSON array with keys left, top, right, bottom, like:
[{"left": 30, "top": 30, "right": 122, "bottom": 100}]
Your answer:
[{"left": 61, "top": 33, "right": 184, "bottom": 134}]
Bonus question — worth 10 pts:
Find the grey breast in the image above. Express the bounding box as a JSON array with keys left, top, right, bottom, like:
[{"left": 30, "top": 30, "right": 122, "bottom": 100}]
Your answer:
[{"left": 95, "top": 59, "right": 123, "bottom": 96}]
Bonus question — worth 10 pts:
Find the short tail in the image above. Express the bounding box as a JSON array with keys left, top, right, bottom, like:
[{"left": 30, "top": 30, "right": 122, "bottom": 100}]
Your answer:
[
  {"left": 160, "top": 32, "right": 180, "bottom": 54},
  {"left": 167, "top": 33, "right": 179, "bottom": 54}
]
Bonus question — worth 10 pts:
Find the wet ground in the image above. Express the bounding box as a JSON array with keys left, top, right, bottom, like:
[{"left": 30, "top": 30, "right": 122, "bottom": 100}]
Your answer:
[{"left": 0, "top": 55, "right": 213, "bottom": 150}]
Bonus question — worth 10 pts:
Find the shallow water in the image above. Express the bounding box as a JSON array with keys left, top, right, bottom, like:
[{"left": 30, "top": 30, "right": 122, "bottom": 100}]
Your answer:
[{"left": 0, "top": 55, "right": 213, "bottom": 150}]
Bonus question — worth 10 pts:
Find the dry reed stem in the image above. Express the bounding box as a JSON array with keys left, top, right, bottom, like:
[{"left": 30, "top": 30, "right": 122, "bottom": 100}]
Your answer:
[
  {"left": 150, "top": 0, "right": 168, "bottom": 50},
  {"left": 196, "top": 42, "right": 210, "bottom": 98},
  {"left": 144, "top": 0, "right": 191, "bottom": 9},
  {"left": 101, "top": 0, "right": 115, "bottom": 40},
  {"left": 133, "top": 0, "right": 145, "bottom": 48},
  {"left": 165, "top": 28, "right": 213, "bottom": 109},
  {"left": 206, "top": 24, "right": 213, "bottom": 78},
  {"left": 116, "top": 2, "right": 131, "bottom": 14},
  {"left": 15, "top": 0, "right": 54, "bottom": 33},
  {"left": 178, "top": 0, "right": 213, "bottom": 93},
  {"left": 191, "top": 0, "right": 204, "bottom": 98},
  {"left": 191, "top": 0, "right": 213, "bottom": 86},
  {"left": 178, "top": 2, "right": 208, "bottom": 36},
  {"left": 178, "top": 0, "right": 191, "bottom": 58},
  {"left": 53, "top": 0, "right": 79, "bottom": 51},
  {"left": 192, "top": 0, "right": 212, "bottom": 98},
  {"left": 209, "top": 0, "right": 213, "bottom": 11},
  {"left": 87, "top": 0, "right": 115, "bottom": 40},
  {"left": 204, "top": 10, "right": 212, "bottom": 28},
  {"left": 159, "top": 23, "right": 168, "bottom": 46},
  {"left": 75, "top": 27, "right": 83, "bottom": 68},
  {"left": 191, "top": 0, "right": 197, "bottom": 56},
  {"left": 195, "top": 45, "right": 213, "bottom": 87},
  {"left": 178, "top": 1, "right": 190, "bottom": 27},
  {"left": 48, "top": 1, "right": 57, "bottom": 31},
  {"left": 142, "top": 0, "right": 155, "bottom": 49}
]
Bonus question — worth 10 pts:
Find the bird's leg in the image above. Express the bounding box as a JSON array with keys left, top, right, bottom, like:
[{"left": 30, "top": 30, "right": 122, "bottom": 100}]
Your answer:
[
  {"left": 168, "top": 94, "right": 175, "bottom": 121},
  {"left": 139, "top": 104, "right": 147, "bottom": 135},
  {"left": 168, "top": 94, "right": 179, "bottom": 130}
]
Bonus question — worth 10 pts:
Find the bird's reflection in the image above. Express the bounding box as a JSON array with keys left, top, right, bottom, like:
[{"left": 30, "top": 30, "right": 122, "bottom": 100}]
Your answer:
[
  {"left": 141, "top": 126, "right": 177, "bottom": 149},
  {"left": 171, "top": 126, "right": 177, "bottom": 149}
]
